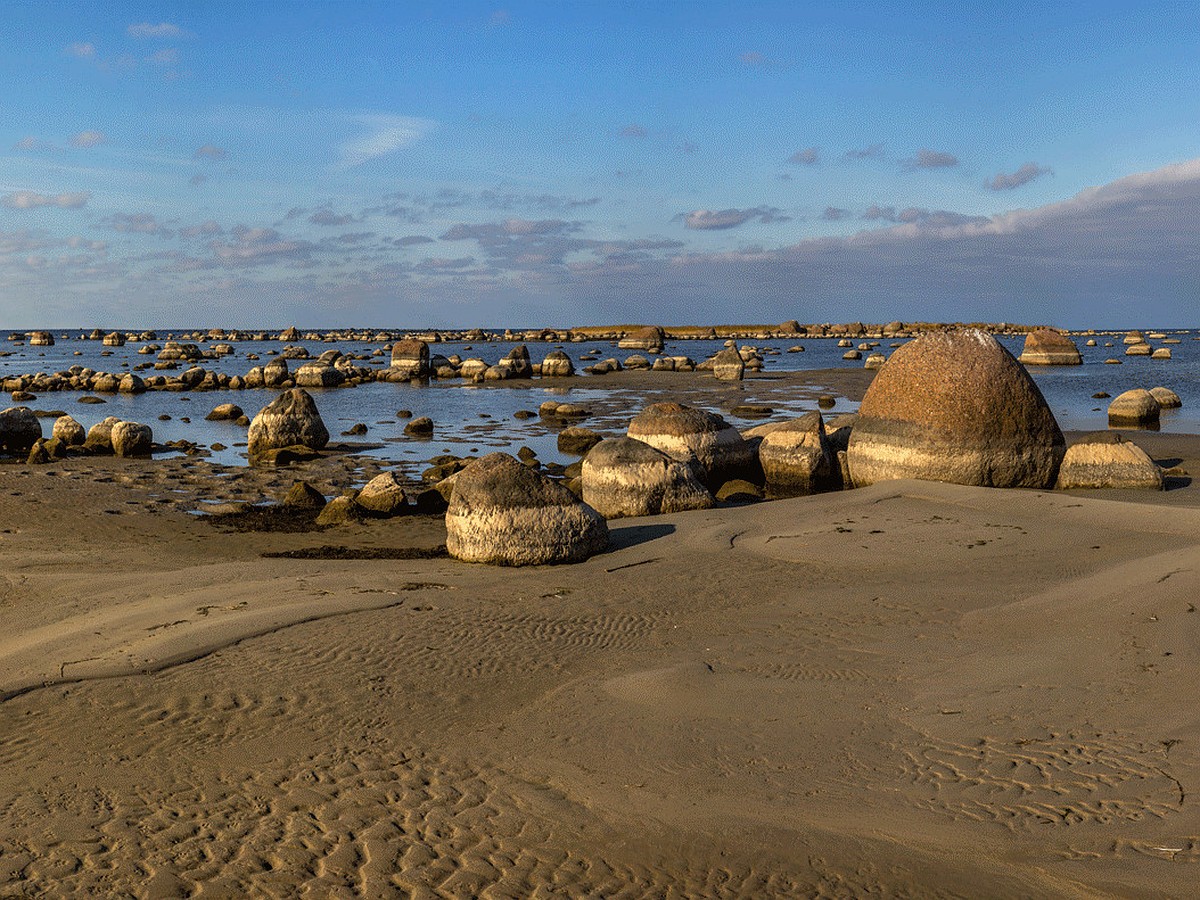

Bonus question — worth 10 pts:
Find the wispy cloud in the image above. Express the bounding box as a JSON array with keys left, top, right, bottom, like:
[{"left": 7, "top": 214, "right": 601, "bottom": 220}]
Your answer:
[
  {"left": 1, "top": 190, "right": 92, "bottom": 209},
  {"left": 128, "top": 22, "right": 183, "bottom": 39},
  {"left": 194, "top": 144, "right": 227, "bottom": 160},
  {"left": 619, "top": 123, "right": 647, "bottom": 139},
  {"left": 105, "top": 212, "right": 172, "bottom": 236},
  {"left": 681, "top": 206, "right": 790, "bottom": 230},
  {"left": 844, "top": 143, "right": 884, "bottom": 161},
  {"left": 906, "top": 148, "right": 958, "bottom": 169},
  {"left": 65, "top": 42, "right": 96, "bottom": 58},
  {"left": 987, "top": 162, "right": 1052, "bottom": 190},
  {"left": 147, "top": 48, "right": 179, "bottom": 64},
  {"left": 70, "top": 130, "right": 106, "bottom": 148},
  {"left": 789, "top": 147, "right": 819, "bottom": 165},
  {"left": 822, "top": 207, "right": 850, "bottom": 221},
  {"left": 488, "top": 10, "right": 511, "bottom": 26},
  {"left": 335, "top": 113, "right": 435, "bottom": 170}
]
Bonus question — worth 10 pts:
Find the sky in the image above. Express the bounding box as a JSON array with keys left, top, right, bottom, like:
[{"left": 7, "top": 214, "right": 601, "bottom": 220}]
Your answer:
[{"left": 1, "top": 0, "right": 1198, "bottom": 329}]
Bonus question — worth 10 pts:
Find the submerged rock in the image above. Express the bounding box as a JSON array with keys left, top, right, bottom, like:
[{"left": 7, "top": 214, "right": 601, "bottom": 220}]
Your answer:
[
  {"left": 446, "top": 453, "right": 608, "bottom": 566},
  {"left": 1107, "top": 389, "right": 1160, "bottom": 428}
]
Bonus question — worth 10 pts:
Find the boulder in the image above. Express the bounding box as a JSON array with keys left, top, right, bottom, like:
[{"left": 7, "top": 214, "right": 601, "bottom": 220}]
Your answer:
[
  {"left": 498, "top": 344, "right": 533, "bottom": 378},
  {"left": 52, "top": 415, "right": 86, "bottom": 446},
  {"left": 618, "top": 325, "right": 665, "bottom": 353},
  {"left": 1018, "top": 329, "right": 1082, "bottom": 365},
  {"left": 446, "top": 453, "right": 609, "bottom": 565},
  {"left": 404, "top": 416, "right": 434, "bottom": 437},
  {"left": 581, "top": 437, "right": 713, "bottom": 518},
  {"left": 557, "top": 426, "right": 603, "bottom": 456},
  {"left": 1152, "top": 348, "right": 1172, "bottom": 360},
  {"left": 356, "top": 472, "right": 409, "bottom": 516},
  {"left": 391, "top": 339, "right": 430, "bottom": 380},
  {"left": 0, "top": 407, "right": 42, "bottom": 454},
  {"left": 711, "top": 346, "right": 745, "bottom": 381},
  {"left": 540, "top": 349, "right": 575, "bottom": 377},
  {"left": 1107, "top": 389, "right": 1160, "bottom": 428},
  {"left": 29, "top": 331, "right": 54, "bottom": 346},
  {"left": 282, "top": 481, "right": 326, "bottom": 510},
  {"left": 118, "top": 373, "right": 147, "bottom": 394},
  {"left": 757, "top": 412, "right": 835, "bottom": 495},
  {"left": 206, "top": 403, "right": 245, "bottom": 421},
  {"left": 111, "top": 421, "right": 153, "bottom": 458},
  {"left": 102, "top": 331, "right": 125, "bottom": 347},
  {"left": 294, "top": 361, "right": 344, "bottom": 388},
  {"left": 715, "top": 479, "right": 764, "bottom": 502},
  {"left": 863, "top": 353, "right": 887, "bottom": 370},
  {"left": 247, "top": 389, "right": 330, "bottom": 461},
  {"left": 1150, "top": 386, "right": 1182, "bottom": 409},
  {"left": 26, "top": 439, "right": 52, "bottom": 465},
  {"left": 626, "top": 402, "right": 755, "bottom": 489},
  {"left": 1055, "top": 433, "right": 1163, "bottom": 490},
  {"left": 262, "top": 357, "right": 290, "bottom": 387},
  {"left": 315, "top": 495, "right": 368, "bottom": 526},
  {"left": 847, "top": 329, "right": 1064, "bottom": 488},
  {"left": 83, "top": 416, "right": 122, "bottom": 454}
]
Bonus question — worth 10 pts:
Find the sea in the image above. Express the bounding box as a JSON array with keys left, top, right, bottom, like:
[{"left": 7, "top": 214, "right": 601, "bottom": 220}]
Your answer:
[{"left": 2, "top": 330, "right": 1196, "bottom": 473}]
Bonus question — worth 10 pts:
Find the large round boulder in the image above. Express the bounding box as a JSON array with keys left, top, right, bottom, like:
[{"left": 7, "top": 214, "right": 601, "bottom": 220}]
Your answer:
[
  {"left": 262, "top": 356, "right": 290, "bottom": 387},
  {"left": 391, "top": 339, "right": 430, "bottom": 380},
  {"left": 0, "top": 407, "right": 42, "bottom": 454},
  {"left": 52, "top": 415, "right": 86, "bottom": 446},
  {"left": 83, "top": 416, "right": 122, "bottom": 454},
  {"left": 757, "top": 412, "right": 836, "bottom": 495},
  {"left": 446, "top": 453, "right": 609, "bottom": 566},
  {"left": 1055, "top": 433, "right": 1163, "bottom": 490},
  {"left": 847, "top": 329, "right": 1064, "bottom": 488},
  {"left": 1018, "top": 329, "right": 1082, "bottom": 365},
  {"left": 540, "top": 349, "right": 575, "bottom": 377},
  {"left": 356, "top": 472, "right": 409, "bottom": 516},
  {"left": 247, "top": 389, "right": 330, "bottom": 460},
  {"left": 582, "top": 437, "right": 713, "bottom": 519},
  {"left": 1107, "top": 389, "right": 1160, "bottom": 428},
  {"left": 627, "top": 402, "right": 755, "bottom": 489},
  {"left": 111, "top": 421, "right": 153, "bottom": 458},
  {"left": 1150, "top": 386, "right": 1182, "bottom": 409}
]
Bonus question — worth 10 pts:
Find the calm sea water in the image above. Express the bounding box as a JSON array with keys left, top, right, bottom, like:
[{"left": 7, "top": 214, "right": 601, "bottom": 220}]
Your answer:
[{"left": 2, "top": 330, "right": 1195, "bottom": 470}]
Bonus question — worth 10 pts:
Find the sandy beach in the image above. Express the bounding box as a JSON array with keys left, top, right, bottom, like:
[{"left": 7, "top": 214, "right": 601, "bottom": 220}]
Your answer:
[{"left": 1, "top": 388, "right": 1197, "bottom": 896}]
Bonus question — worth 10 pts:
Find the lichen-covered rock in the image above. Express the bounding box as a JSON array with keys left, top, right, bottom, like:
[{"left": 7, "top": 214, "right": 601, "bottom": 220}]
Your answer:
[
  {"left": 581, "top": 437, "right": 713, "bottom": 519},
  {"left": 757, "top": 412, "right": 835, "bottom": 496},
  {"left": 1055, "top": 433, "right": 1163, "bottom": 490},
  {"left": 111, "top": 421, "right": 153, "bottom": 458},
  {"left": 52, "top": 415, "right": 86, "bottom": 446},
  {"left": 0, "top": 407, "right": 42, "bottom": 454},
  {"left": 247, "top": 389, "right": 329, "bottom": 461},
  {"left": 356, "top": 472, "right": 409, "bottom": 516},
  {"left": 315, "top": 495, "right": 368, "bottom": 526},
  {"left": 83, "top": 416, "right": 122, "bottom": 454},
  {"left": 1107, "top": 389, "right": 1160, "bottom": 428},
  {"left": 446, "top": 453, "right": 608, "bottom": 566},
  {"left": 262, "top": 356, "right": 290, "bottom": 387},
  {"left": 1018, "top": 329, "right": 1082, "bottom": 365},
  {"left": 847, "top": 329, "right": 1064, "bottom": 488},
  {"left": 626, "top": 402, "right": 755, "bottom": 489}
]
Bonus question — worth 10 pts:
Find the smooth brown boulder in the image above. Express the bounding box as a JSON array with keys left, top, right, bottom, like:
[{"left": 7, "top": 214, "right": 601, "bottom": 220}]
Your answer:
[
  {"left": 247, "top": 389, "right": 330, "bottom": 461},
  {"left": 1055, "top": 433, "right": 1163, "bottom": 490},
  {"left": 52, "top": 415, "right": 86, "bottom": 446},
  {"left": 83, "top": 416, "right": 122, "bottom": 454},
  {"left": 1018, "top": 329, "right": 1082, "bottom": 365},
  {"left": 1107, "top": 389, "right": 1160, "bottom": 428},
  {"left": 540, "top": 350, "right": 575, "bottom": 377},
  {"left": 446, "top": 453, "right": 608, "bottom": 566},
  {"left": 581, "top": 437, "right": 713, "bottom": 519},
  {"left": 627, "top": 402, "right": 756, "bottom": 489},
  {"left": 206, "top": 403, "right": 245, "bottom": 421},
  {"left": 847, "top": 329, "right": 1064, "bottom": 488},
  {"left": 1150, "top": 387, "right": 1182, "bottom": 409}
]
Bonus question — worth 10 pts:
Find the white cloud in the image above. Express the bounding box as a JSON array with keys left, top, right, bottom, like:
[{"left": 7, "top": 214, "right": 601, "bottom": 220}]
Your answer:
[
  {"left": 335, "top": 114, "right": 435, "bottom": 169},
  {"left": 682, "top": 206, "right": 790, "bottom": 229},
  {"left": 70, "top": 131, "right": 106, "bottom": 148},
  {"left": 128, "top": 22, "right": 183, "bottom": 38},
  {"left": 987, "top": 162, "right": 1052, "bottom": 191},
  {"left": 1, "top": 191, "right": 92, "bottom": 210},
  {"left": 907, "top": 148, "right": 959, "bottom": 169},
  {"left": 65, "top": 42, "right": 96, "bottom": 58}
]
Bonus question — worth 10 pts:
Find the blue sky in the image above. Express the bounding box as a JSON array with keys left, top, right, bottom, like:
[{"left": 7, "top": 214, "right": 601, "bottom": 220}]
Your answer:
[{"left": 1, "top": 0, "right": 1198, "bottom": 328}]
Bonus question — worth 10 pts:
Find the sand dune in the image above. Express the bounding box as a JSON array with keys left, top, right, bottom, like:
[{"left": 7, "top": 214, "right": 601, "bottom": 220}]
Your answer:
[{"left": 1, "top": 448, "right": 1199, "bottom": 896}]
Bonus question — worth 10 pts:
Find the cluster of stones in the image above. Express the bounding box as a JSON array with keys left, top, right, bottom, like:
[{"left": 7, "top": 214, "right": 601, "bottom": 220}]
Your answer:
[
  {"left": 0, "top": 407, "right": 153, "bottom": 463},
  {"left": 1107, "top": 386, "right": 1183, "bottom": 429}
]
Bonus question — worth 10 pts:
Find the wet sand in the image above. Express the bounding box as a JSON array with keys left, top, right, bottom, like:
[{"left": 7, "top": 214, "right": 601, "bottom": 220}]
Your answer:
[{"left": 0, "top": 386, "right": 1198, "bottom": 896}]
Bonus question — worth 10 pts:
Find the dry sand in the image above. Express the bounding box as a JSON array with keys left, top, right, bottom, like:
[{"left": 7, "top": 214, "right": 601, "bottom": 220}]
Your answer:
[{"left": 0, "top": 416, "right": 1198, "bottom": 896}]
